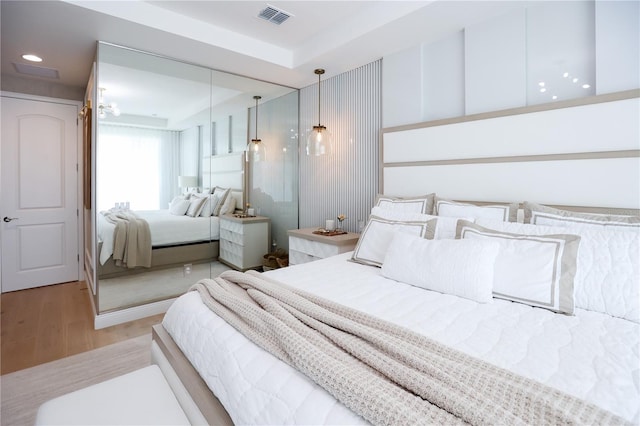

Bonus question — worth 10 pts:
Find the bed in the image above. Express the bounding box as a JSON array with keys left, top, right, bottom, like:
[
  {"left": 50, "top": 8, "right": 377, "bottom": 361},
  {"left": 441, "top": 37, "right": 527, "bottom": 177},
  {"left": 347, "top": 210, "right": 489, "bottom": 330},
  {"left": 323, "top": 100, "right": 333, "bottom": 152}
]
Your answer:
[
  {"left": 97, "top": 153, "right": 245, "bottom": 279},
  {"left": 151, "top": 91, "right": 640, "bottom": 425}
]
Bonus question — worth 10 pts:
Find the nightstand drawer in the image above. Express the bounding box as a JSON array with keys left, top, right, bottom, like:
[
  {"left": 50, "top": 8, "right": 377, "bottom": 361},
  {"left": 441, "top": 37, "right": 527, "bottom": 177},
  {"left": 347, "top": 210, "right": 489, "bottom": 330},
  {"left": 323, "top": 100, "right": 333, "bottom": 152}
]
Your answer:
[
  {"left": 220, "top": 228, "right": 244, "bottom": 245},
  {"left": 289, "top": 236, "right": 342, "bottom": 258},
  {"left": 290, "top": 250, "right": 321, "bottom": 265}
]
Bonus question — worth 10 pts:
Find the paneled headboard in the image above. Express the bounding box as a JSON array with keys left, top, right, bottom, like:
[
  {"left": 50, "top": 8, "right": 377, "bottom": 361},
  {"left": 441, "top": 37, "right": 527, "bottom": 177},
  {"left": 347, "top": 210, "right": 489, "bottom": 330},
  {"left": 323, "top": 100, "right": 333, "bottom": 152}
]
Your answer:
[
  {"left": 381, "top": 90, "right": 640, "bottom": 212},
  {"left": 203, "top": 152, "right": 245, "bottom": 208}
]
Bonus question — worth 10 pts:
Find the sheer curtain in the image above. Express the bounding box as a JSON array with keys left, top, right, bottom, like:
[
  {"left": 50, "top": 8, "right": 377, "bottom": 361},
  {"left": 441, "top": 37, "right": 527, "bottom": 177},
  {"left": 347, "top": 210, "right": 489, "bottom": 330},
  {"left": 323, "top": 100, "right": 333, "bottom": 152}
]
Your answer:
[{"left": 97, "top": 124, "right": 180, "bottom": 211}]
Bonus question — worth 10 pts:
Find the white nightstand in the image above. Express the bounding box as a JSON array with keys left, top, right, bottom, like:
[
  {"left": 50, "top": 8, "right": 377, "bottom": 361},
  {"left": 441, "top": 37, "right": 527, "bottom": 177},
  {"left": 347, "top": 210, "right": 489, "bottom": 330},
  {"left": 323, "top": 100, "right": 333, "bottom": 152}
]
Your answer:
[
  {"left": 219, "top": 214, "right": 270, "bottom": 271},
  {"left": 288, "top": 227, "right": 359, "bottom": 265}
]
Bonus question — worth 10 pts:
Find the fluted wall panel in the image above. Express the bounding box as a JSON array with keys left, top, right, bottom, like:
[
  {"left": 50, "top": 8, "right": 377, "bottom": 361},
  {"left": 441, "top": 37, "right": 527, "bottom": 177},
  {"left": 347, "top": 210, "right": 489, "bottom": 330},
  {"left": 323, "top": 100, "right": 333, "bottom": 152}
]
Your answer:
[{"left": 299, "top": 60, "right": 382, "bottom": 233}]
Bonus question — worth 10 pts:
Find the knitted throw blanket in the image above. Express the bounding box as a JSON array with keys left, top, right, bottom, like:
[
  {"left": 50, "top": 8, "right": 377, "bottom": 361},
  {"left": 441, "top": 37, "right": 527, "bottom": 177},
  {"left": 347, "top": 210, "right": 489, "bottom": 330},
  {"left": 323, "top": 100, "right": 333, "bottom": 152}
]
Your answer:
[
  {"left": 102, "top": 210, "right": 151, "bottom": 268},
  {"left": 190, "top": 270, "right": 628, "bottom": 426}
]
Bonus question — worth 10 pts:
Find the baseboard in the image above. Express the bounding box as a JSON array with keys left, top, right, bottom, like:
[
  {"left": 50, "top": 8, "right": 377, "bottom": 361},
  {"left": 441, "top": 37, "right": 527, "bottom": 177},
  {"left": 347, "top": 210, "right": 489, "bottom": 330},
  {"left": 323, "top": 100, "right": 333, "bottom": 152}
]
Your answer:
[{"left": 94, "top": 298, "right": 175, "bottom": 329}]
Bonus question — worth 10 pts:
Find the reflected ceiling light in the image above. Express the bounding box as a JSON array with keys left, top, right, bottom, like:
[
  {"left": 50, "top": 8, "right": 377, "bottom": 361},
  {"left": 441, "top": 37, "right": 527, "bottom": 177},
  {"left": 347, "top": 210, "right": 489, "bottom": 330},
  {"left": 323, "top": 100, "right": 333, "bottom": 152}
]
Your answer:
[
  {"left": 582, "top": 84, "right": 591, "bottom": 89},
  {"left": 540, "top": 88, "right": 547, "bottom": 93},
  {"left": 563, "top": 72, "right": 569, "bottom": 78},
  {"left": 306, "top": 68, "right": 332, "bottom": 156},
  {"left": 552, "top": 95, "right": 558, "bottom": 100},
  {"left": 538, "top": 81, "right": 545, "bottom": 87},
  {"left": 572, "top": 77, "right": 579, "bottom": 83},
  {"left": 22, "top": 54, "right": 42, "bottom": 62},
  {"left": 97, "top": 87, "right": 120, "bottom": 119},
  {"left": 246, "top": 95, "right": 266, "bottom": 162}
]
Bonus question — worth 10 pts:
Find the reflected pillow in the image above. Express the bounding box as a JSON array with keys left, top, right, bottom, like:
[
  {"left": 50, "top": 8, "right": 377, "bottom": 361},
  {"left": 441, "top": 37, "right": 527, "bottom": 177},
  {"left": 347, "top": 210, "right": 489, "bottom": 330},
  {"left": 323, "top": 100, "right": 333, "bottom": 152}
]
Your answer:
[
  {"left": 219, "top": 193, "right": 236, "bottom": 216},
  {"left": 169, "top": 198, "right": 190, "bottom": 216},
  {"left": 186, "top": 195, "right": 207, "bottom": 217},
  {"left": 212, "top": 187, "right": 231, "bottom": 216}
]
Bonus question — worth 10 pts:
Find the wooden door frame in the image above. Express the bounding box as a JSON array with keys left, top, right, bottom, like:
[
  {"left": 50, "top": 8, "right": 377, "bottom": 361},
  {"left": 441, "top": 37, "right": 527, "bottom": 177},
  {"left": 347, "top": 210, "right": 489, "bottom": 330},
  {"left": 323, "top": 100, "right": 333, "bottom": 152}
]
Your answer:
[{"left": 0, "top": 91, "right": 85, "bottom": 289}]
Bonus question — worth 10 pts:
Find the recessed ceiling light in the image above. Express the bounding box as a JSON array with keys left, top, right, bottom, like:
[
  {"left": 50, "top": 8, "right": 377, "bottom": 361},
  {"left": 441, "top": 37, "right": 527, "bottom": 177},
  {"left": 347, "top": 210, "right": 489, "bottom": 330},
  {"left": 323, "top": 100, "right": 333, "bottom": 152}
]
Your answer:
[{"left": 22, "top": 54, "right": 42, "bottom": 62}]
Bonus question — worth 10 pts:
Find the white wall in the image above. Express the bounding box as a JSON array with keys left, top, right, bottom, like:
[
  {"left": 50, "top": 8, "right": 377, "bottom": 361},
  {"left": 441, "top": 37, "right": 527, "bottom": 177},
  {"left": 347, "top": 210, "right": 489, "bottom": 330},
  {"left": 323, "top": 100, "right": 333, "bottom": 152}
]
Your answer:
[{"left": 383, "top": 0, "right": 639, "bottom": 128}]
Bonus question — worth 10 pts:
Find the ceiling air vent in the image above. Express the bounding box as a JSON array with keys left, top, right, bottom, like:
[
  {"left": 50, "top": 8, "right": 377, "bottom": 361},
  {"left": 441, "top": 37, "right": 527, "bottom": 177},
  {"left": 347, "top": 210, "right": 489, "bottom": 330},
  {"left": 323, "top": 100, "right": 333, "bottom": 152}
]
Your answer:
[
  {"left": 13, "top": 62, "right": 59, "bottom": 79},
  {"left": 258, "top": 4, "right": 292, "bottom": 25}
]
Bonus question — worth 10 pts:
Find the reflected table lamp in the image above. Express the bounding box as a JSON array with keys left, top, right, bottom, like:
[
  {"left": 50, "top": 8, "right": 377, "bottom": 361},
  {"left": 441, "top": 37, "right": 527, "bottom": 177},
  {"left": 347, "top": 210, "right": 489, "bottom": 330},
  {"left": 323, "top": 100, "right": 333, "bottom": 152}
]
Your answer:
[{"left": 178, "top": 175, "right": 198, "bottom": 194}]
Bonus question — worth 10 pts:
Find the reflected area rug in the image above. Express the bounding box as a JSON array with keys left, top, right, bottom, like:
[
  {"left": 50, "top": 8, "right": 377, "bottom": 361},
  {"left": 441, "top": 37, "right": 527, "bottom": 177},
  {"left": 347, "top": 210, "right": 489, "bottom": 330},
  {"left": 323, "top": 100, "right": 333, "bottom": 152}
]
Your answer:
[{"left": 1, "top": 334, "right": 151, "bottom": 426}]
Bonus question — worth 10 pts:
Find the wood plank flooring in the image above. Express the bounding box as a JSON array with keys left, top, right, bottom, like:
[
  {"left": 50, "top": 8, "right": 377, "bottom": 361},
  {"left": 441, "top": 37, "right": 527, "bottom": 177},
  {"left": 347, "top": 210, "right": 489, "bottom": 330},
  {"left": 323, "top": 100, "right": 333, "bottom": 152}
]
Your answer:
[{"left": 0, "top": 281, "right": 164, "bottom": 375}]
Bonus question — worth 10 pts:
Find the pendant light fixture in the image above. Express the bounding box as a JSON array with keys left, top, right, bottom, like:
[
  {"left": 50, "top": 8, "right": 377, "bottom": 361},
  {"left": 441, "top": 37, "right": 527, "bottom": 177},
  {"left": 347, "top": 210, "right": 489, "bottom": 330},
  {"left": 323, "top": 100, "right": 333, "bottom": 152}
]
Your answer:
[
  {"left": 246, "top": 95, "right": 266, "bottom": 162},
  {"left": 97, "top": 87, "right": 120, "bottom": 119},
  {"left": 306, "top": 68, "right": 332, "bottom": 156}
]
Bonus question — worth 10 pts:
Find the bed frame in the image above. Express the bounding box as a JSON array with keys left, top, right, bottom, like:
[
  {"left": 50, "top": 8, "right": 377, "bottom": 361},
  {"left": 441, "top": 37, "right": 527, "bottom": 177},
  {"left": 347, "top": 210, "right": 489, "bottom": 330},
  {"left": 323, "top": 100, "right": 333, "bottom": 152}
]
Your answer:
[{"left": 151, "top": 90, "right": 640, "bottom": 424}]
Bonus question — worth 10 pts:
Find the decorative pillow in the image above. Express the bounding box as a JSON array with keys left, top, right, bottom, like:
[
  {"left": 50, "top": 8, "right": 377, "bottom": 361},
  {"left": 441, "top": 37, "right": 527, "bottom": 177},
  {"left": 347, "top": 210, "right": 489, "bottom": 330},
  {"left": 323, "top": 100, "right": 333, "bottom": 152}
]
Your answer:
[
  {"left": 435, "top": 198, "right": 517, "bottom": 222},
  {"left": 456, "top": 220, "right": 581, "bottom": 315},
  {"left": 219, "top": 193, "right": 236, "bottom": 216},
  {"left": 477, "top": 218, "right": 640, "bottom": 323},
  {"left": 375, "top": 193, "right": 435, "bottom": 215},
  {"left": 431, "top": 216, "right": 474, "bottom": 240},
  {"left": 370, "top": 207, "right": 437, "bottom": 239},
  {"left": 186, "top": 196, "right": 207, "bottom": 217},
  {"left": 351, "top": 209, "right": 436, "bottom": 267},
  {"left": 169, "top": 198, "right": 190, "bottom": 216},
  {"left": 524, "top": 202, "right": 640, "bottom": 231},
  {"left": 212, "top": 187, "right": 231, "bottom": 216},
  {"left": 382, "top": 232, "right": 499, "bottom": 303},
  {"left": 197, "top": 194, "right": 214, "bottom": 217}
]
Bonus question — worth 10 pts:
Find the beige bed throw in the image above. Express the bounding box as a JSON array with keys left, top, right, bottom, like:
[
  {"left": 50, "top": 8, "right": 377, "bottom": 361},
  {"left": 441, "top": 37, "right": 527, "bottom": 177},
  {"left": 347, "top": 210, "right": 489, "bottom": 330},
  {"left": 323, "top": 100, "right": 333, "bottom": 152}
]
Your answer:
[
  {"left": 102, "top": 210, "right": 151, "bottom": 268},
  {"left": 191, "top": 270, "right": 628, "bottom": 426}
]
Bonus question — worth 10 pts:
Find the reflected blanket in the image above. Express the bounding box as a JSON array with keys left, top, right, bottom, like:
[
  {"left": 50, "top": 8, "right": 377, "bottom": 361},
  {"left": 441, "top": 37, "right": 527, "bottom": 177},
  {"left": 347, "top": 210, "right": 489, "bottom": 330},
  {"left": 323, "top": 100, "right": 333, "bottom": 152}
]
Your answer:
[
  {"left": 102, "top": 210, "right": 151, "bottom": 268},
  {"left": 190, "top": 270, "right": 627, "bottom": 426}
]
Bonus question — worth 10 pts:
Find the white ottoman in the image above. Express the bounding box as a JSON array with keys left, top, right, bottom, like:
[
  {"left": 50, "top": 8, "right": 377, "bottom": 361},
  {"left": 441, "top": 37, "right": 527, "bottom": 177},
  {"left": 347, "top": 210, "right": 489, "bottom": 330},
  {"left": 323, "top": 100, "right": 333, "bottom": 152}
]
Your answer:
[{"left": 35, "top": 365, "right": 190, "bottom": 425}]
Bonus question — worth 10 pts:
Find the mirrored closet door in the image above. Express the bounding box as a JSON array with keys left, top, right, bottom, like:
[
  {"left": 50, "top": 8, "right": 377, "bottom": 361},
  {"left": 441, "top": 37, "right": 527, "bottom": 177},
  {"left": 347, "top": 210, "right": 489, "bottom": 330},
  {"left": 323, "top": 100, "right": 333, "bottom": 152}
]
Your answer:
[{"left": 94, "top": 42, "right": 298, "bottom": 313}]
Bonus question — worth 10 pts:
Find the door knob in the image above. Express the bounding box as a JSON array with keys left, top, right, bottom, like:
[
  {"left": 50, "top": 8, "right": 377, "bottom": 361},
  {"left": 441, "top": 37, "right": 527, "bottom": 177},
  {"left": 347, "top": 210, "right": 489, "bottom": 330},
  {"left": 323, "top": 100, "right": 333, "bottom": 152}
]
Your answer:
[{"left": 3, "top": 216, "right": 18, "bottom": 223}]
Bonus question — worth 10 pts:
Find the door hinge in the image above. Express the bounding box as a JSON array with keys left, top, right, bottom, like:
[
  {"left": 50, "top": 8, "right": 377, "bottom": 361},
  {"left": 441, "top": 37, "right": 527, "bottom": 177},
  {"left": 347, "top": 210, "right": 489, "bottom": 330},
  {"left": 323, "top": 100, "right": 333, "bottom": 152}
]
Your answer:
[
  {"left": 77, "top": 254, "right": 80, "bottom": 262},
  {"left": 77, "top": 209, "right": 79, "bottom": 217},
  {"left": 76, "top": 163, "right": 79, "bottom": 172}
]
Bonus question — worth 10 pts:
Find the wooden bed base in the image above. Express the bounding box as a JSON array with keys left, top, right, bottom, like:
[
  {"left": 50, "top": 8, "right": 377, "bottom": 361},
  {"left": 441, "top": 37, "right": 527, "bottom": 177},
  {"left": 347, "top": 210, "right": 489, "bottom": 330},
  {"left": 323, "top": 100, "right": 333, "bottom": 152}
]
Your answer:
[
  {"left": 151, "top": 324, "right": 233, "bottom": 425},
  {"left": 98, "top": 241, "right": 220, "bottom": 279}
]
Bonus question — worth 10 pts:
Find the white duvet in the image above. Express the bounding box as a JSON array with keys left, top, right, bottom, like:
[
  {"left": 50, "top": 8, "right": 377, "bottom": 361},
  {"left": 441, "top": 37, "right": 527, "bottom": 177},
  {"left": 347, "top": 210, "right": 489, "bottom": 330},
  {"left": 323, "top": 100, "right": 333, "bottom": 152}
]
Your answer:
[
  {"left": 163, "top": 253, "right": 640, "bottom": 424},
  {"left": 98, "top": 210, "right": 220, "bottom": 265}
]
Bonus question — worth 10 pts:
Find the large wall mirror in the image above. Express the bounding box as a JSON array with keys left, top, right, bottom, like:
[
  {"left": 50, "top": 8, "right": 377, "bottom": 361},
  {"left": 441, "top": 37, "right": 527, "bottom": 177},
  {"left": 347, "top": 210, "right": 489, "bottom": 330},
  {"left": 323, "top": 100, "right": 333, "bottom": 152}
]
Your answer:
[{"left": 94, "top": 42, "right": 298, "bottom": 314}]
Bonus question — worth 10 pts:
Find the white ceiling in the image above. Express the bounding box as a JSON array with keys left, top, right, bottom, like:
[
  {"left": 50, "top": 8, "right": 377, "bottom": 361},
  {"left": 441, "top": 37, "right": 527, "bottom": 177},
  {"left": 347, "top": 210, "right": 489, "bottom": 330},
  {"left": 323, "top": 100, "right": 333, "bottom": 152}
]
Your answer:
[{"left": 1, "top": 0, "right": 531, "bottom": 91}]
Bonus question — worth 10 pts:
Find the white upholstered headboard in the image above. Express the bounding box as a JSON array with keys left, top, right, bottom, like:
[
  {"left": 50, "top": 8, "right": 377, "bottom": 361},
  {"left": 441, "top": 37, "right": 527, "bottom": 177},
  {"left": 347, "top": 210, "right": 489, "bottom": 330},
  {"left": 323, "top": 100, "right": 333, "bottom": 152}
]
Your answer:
[
  {"left": 381, "top": 90, "right": 640, "bottom": 213},
  {"left": 203, "top": 152, "right": 245, "bottom": 208}
]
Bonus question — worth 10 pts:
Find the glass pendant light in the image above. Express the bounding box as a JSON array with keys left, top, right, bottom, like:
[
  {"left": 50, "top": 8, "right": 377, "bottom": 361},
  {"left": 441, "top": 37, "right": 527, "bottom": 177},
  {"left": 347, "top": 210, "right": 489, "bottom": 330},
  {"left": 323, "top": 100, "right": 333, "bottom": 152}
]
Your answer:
[
  {"left": 246, "top": 95, "right": 266, "bottom": 162},
  {"left": 306, "top": 69, "right": 332, "bottom": 156}
]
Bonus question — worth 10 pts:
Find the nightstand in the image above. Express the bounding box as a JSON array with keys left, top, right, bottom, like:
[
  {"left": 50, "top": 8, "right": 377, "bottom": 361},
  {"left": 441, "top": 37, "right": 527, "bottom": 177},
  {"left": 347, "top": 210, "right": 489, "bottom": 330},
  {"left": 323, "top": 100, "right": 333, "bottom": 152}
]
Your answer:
[
  {"left": 287, "top": 227, "right": 359, "bottom": 265},
  {"left": 219, "top": 215, "right": 270, "bottom": 271}
]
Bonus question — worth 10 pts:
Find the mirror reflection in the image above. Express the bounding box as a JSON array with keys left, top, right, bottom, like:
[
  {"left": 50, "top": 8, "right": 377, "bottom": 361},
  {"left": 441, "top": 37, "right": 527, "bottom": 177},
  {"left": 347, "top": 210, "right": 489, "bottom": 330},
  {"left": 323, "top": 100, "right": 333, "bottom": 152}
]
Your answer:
[{"left": 95, "top": 42, "right": 298, "bottom": 313}]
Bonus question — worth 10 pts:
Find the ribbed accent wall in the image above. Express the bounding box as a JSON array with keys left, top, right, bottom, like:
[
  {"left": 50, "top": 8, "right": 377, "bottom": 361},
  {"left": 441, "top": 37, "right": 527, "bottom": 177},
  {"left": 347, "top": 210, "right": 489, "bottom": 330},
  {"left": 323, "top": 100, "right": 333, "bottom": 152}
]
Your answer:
[{"left": 299, "top": 60, "right": 382, "bottom": 233}]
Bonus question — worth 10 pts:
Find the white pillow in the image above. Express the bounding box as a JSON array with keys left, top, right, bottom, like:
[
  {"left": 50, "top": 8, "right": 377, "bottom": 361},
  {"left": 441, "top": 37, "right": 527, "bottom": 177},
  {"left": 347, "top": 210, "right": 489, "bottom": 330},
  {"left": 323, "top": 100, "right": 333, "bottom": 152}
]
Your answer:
[
  {"left": 169, "top": 198, "right": 190, "bottom": 216},
  {"left": 375, "top": 193, "right": 435, "bottom": 215},
  {"left": 196, "top": 194, "right": 214, "bottom": 217},
  {"left": 524, "top": 202, "right": 640, "bottom": 232},
  {"left": 212, "top": 187, "right": 230, "bottom": 216},
  {"left": 477, "top": 218, "right": 640, "bottom": 323},
  {"left": 436, "top": 198, "right": 517, "bottom": 222},
  {"left": 219, "top": 194, "right": 236, "bottom": 216},
  {"left": 351, "top": 209, "right": 436, "bottom": 267},
  {"left": 382, "top": 232, "right": 499, "bottom": 303},
  {"left": 186, "top": 196, "right": 207, "bottom": 217},
  {"left": 457, "top": 220, "right": 581, "bottom": 315}
]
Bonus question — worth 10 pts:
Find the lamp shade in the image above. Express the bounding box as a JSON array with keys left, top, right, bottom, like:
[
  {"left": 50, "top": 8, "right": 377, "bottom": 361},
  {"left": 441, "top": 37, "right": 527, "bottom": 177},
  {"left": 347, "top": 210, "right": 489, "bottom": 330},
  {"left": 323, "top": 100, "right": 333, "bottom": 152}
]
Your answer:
[
  {"left": 178, "top": 175, "right": 197, "bottom": 188},
  {"left": 246, "top": 139, "right": 266, "bottom": 162}
]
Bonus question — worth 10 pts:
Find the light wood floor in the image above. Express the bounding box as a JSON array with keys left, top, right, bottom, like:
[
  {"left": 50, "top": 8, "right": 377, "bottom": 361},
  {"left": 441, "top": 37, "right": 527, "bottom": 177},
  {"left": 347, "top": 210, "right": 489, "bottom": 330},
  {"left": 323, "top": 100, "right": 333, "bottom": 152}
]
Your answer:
[{"left": 0, "top": 281, "right": 164, "bottom": 375}]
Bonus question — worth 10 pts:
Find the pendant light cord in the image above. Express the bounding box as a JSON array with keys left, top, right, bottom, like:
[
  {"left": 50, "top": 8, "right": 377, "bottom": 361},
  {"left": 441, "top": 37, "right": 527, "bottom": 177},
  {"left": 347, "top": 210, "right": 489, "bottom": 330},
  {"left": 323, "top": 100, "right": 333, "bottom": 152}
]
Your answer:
[{"left": 317, "top": 72, "right": 321, "bottom": 127}]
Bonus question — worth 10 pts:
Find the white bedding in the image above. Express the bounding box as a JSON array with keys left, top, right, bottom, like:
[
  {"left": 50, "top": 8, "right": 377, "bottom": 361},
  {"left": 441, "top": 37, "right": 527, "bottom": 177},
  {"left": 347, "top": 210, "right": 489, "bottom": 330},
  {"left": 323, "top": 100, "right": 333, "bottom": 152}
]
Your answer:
[
  {"left": 162, "top": 252, "right": 640, "bottom": 425},
  {"left": 98, "top": 210, "right": 220, "bottom": 265}
]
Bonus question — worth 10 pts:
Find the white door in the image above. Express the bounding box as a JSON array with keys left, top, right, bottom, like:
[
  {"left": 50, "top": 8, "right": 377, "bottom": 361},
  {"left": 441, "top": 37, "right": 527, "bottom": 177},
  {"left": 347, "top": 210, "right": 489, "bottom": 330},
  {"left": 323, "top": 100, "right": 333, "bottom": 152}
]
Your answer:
[{"left": 1, "top": 96, "right": 79, "bottom": 292}]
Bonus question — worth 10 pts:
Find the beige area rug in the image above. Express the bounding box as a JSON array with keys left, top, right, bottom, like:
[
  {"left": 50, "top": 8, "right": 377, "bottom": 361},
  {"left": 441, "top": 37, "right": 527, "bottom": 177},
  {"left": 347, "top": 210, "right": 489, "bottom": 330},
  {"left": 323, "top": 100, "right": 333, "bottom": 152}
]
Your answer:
[
  {"left": 1, "top": 334, "right": 151, "bottom": 426},
  {"left": 99, "top": 261, "right": 231, "bottom": 311}
]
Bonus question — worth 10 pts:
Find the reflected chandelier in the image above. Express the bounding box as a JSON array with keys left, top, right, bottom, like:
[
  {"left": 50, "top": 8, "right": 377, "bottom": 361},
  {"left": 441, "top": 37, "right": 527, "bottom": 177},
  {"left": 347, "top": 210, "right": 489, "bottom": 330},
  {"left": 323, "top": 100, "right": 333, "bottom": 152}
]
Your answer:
[{"left": 97, "top": 87, "right": 120, "bottom": 119}]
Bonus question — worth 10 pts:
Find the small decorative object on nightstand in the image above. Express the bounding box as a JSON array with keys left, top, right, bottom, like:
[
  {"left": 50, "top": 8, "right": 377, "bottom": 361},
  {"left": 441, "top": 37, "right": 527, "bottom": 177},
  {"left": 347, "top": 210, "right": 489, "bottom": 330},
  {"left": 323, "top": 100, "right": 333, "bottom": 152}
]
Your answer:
[
  {"left": 219, "top": 214, "right": 270, "bottom": 271},
  {"left": 287, "top": 227, "right": 359, "bottom": 265}
]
